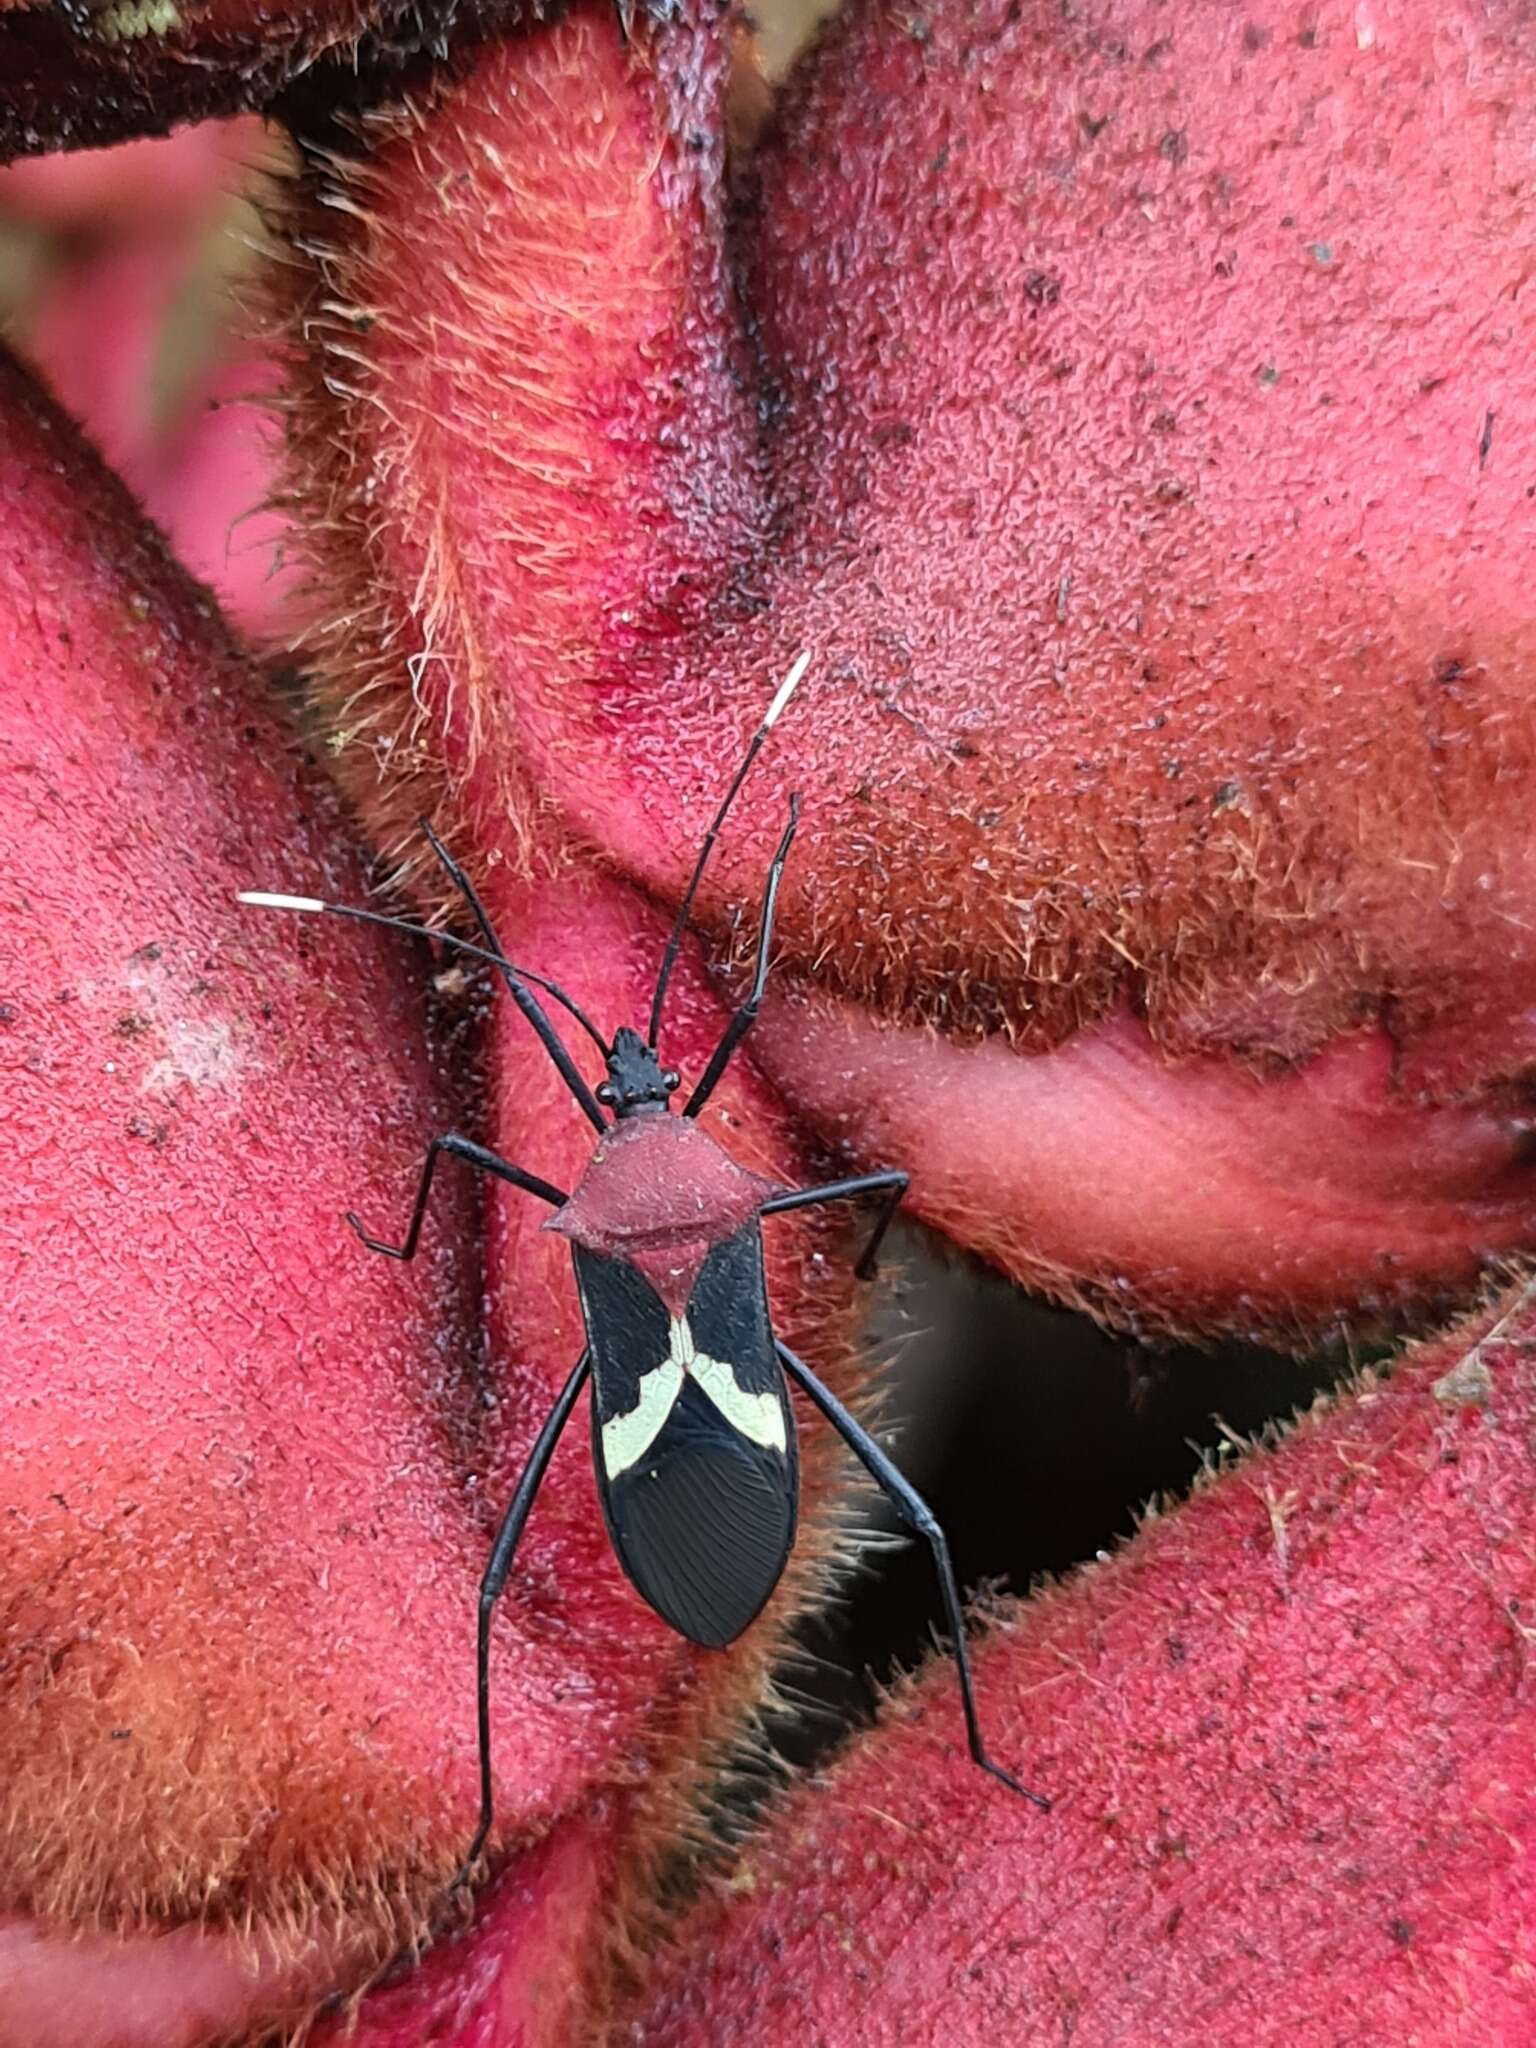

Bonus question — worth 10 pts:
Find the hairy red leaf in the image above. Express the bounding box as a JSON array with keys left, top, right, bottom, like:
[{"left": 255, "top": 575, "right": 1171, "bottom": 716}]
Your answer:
[
  {"left": 278, "top": 0, "right": 1536, "bottom": 1339},
  {"left": 0, "top": 339, "right": 475, "bottom": 2031},
  {"left": 630, "top": 1284, "right": 1536, "bottom": 2046}
]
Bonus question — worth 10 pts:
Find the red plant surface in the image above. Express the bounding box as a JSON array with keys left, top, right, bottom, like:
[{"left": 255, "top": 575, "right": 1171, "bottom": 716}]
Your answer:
[
  {"left": 2, "top": 0, "right": 1534, "bottom": 2042},
  {"left": 630, "top": 1284, "right": 1536, "bottom": 2047}
]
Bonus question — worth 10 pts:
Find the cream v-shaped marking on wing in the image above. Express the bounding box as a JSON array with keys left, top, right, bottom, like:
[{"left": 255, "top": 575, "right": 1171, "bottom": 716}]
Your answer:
[{"left": 601, "top": 1315, "right": 787, "bottom": 1477}]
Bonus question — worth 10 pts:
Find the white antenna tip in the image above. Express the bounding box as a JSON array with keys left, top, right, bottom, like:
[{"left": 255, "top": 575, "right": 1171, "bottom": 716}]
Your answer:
[
  {"left": 763, "top": 651, "right": 811, "bottom": 730},
  {"left": 237, "top": 891, "right": 326, "bottom": 914}
]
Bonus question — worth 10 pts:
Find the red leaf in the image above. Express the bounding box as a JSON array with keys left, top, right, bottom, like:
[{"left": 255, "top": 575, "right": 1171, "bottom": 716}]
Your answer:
[
  {"left": 1, "top": 126, "right": 300, "bottom": 638},
  {"left": 630, "top": 1285, "right": 1536, "bottom": 2046},
  {"left": 279, "top": 0, "right": 1536, "bottom": 1338}
]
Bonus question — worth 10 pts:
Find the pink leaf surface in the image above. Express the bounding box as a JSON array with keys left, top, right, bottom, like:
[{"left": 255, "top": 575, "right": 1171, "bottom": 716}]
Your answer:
[
  {"left": 628, "top": 1285, "right": 1536, "bottom": 2047},
  {"left": 1, "top": 124, "right": 299, "bottom": 638},
  {"left": 279, "top": 0, "right": 1536, "bottom": 1341}
]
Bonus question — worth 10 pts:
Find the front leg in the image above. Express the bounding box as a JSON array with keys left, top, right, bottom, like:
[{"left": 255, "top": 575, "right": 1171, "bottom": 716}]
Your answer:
[
  {"left": 348, "top": 1133, "right": 566, "bottom": 1261},
  {"left": 760, "top": 1168, "right": 909, "bottom": 1280}
]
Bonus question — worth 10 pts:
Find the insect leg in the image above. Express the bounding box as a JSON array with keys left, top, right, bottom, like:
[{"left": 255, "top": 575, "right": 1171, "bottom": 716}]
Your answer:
[
  {"left": 681, "top": 796, "right": 799, "bottom": 1118},
  {"left": 347, "top": 1133, "right": 566, "bottom": 1261},
  {"left": 760, "top": 1169, "right": 908, "bottom": 1280},
  {"left": 775, "top": 1339, "right": 1049, "bottom": 1811},
  {"left": 455, "top": 1348, "right": 593, "bottom": 1889}
]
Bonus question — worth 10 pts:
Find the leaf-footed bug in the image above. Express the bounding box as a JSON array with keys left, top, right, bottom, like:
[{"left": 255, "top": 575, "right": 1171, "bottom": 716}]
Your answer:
[{"left": 240, "top": 654, "right": 1047, "bottom": 1885}]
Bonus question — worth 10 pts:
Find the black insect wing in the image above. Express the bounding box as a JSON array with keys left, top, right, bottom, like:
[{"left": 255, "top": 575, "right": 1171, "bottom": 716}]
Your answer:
[{"left": 574, "top": 1224, "right": 799, "bottom": 1648}]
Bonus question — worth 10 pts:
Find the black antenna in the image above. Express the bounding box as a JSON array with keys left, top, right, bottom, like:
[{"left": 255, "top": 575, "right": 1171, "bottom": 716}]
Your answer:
[
  {"left": 414, "top": 818, "right": 613, "bottom": 1070},
  {"left": 238, "top": 896, "right": 610, "bottom": 1130},
  {"left": 238, "top": 894, "right": 606, "bottom": 1048},
  {"left": 647, "top": 652, "right": 809, "bottom": 1049},
  {"left": 683, "top": 794, "right": 799, "bottom": 1117}
]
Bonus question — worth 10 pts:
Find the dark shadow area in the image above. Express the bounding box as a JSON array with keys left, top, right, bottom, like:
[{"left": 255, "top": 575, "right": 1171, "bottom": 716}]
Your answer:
[{"left": 772, "top": 1222, "right": 1356, "bottom": 1767}]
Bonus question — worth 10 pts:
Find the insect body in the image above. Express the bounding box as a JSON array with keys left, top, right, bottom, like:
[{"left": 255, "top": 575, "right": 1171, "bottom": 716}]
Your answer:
[
  {"left": 558, "top": 1105, "right": 797, "bottom": 1649},
  {"left": 240, "top": 656, "right": 1047, "bottom": 1883}
]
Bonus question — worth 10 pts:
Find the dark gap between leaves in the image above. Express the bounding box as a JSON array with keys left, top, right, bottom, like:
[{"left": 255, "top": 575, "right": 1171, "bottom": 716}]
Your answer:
[{"left": 767, "top": 1220, "right": 1355, "bottom": 1774}]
